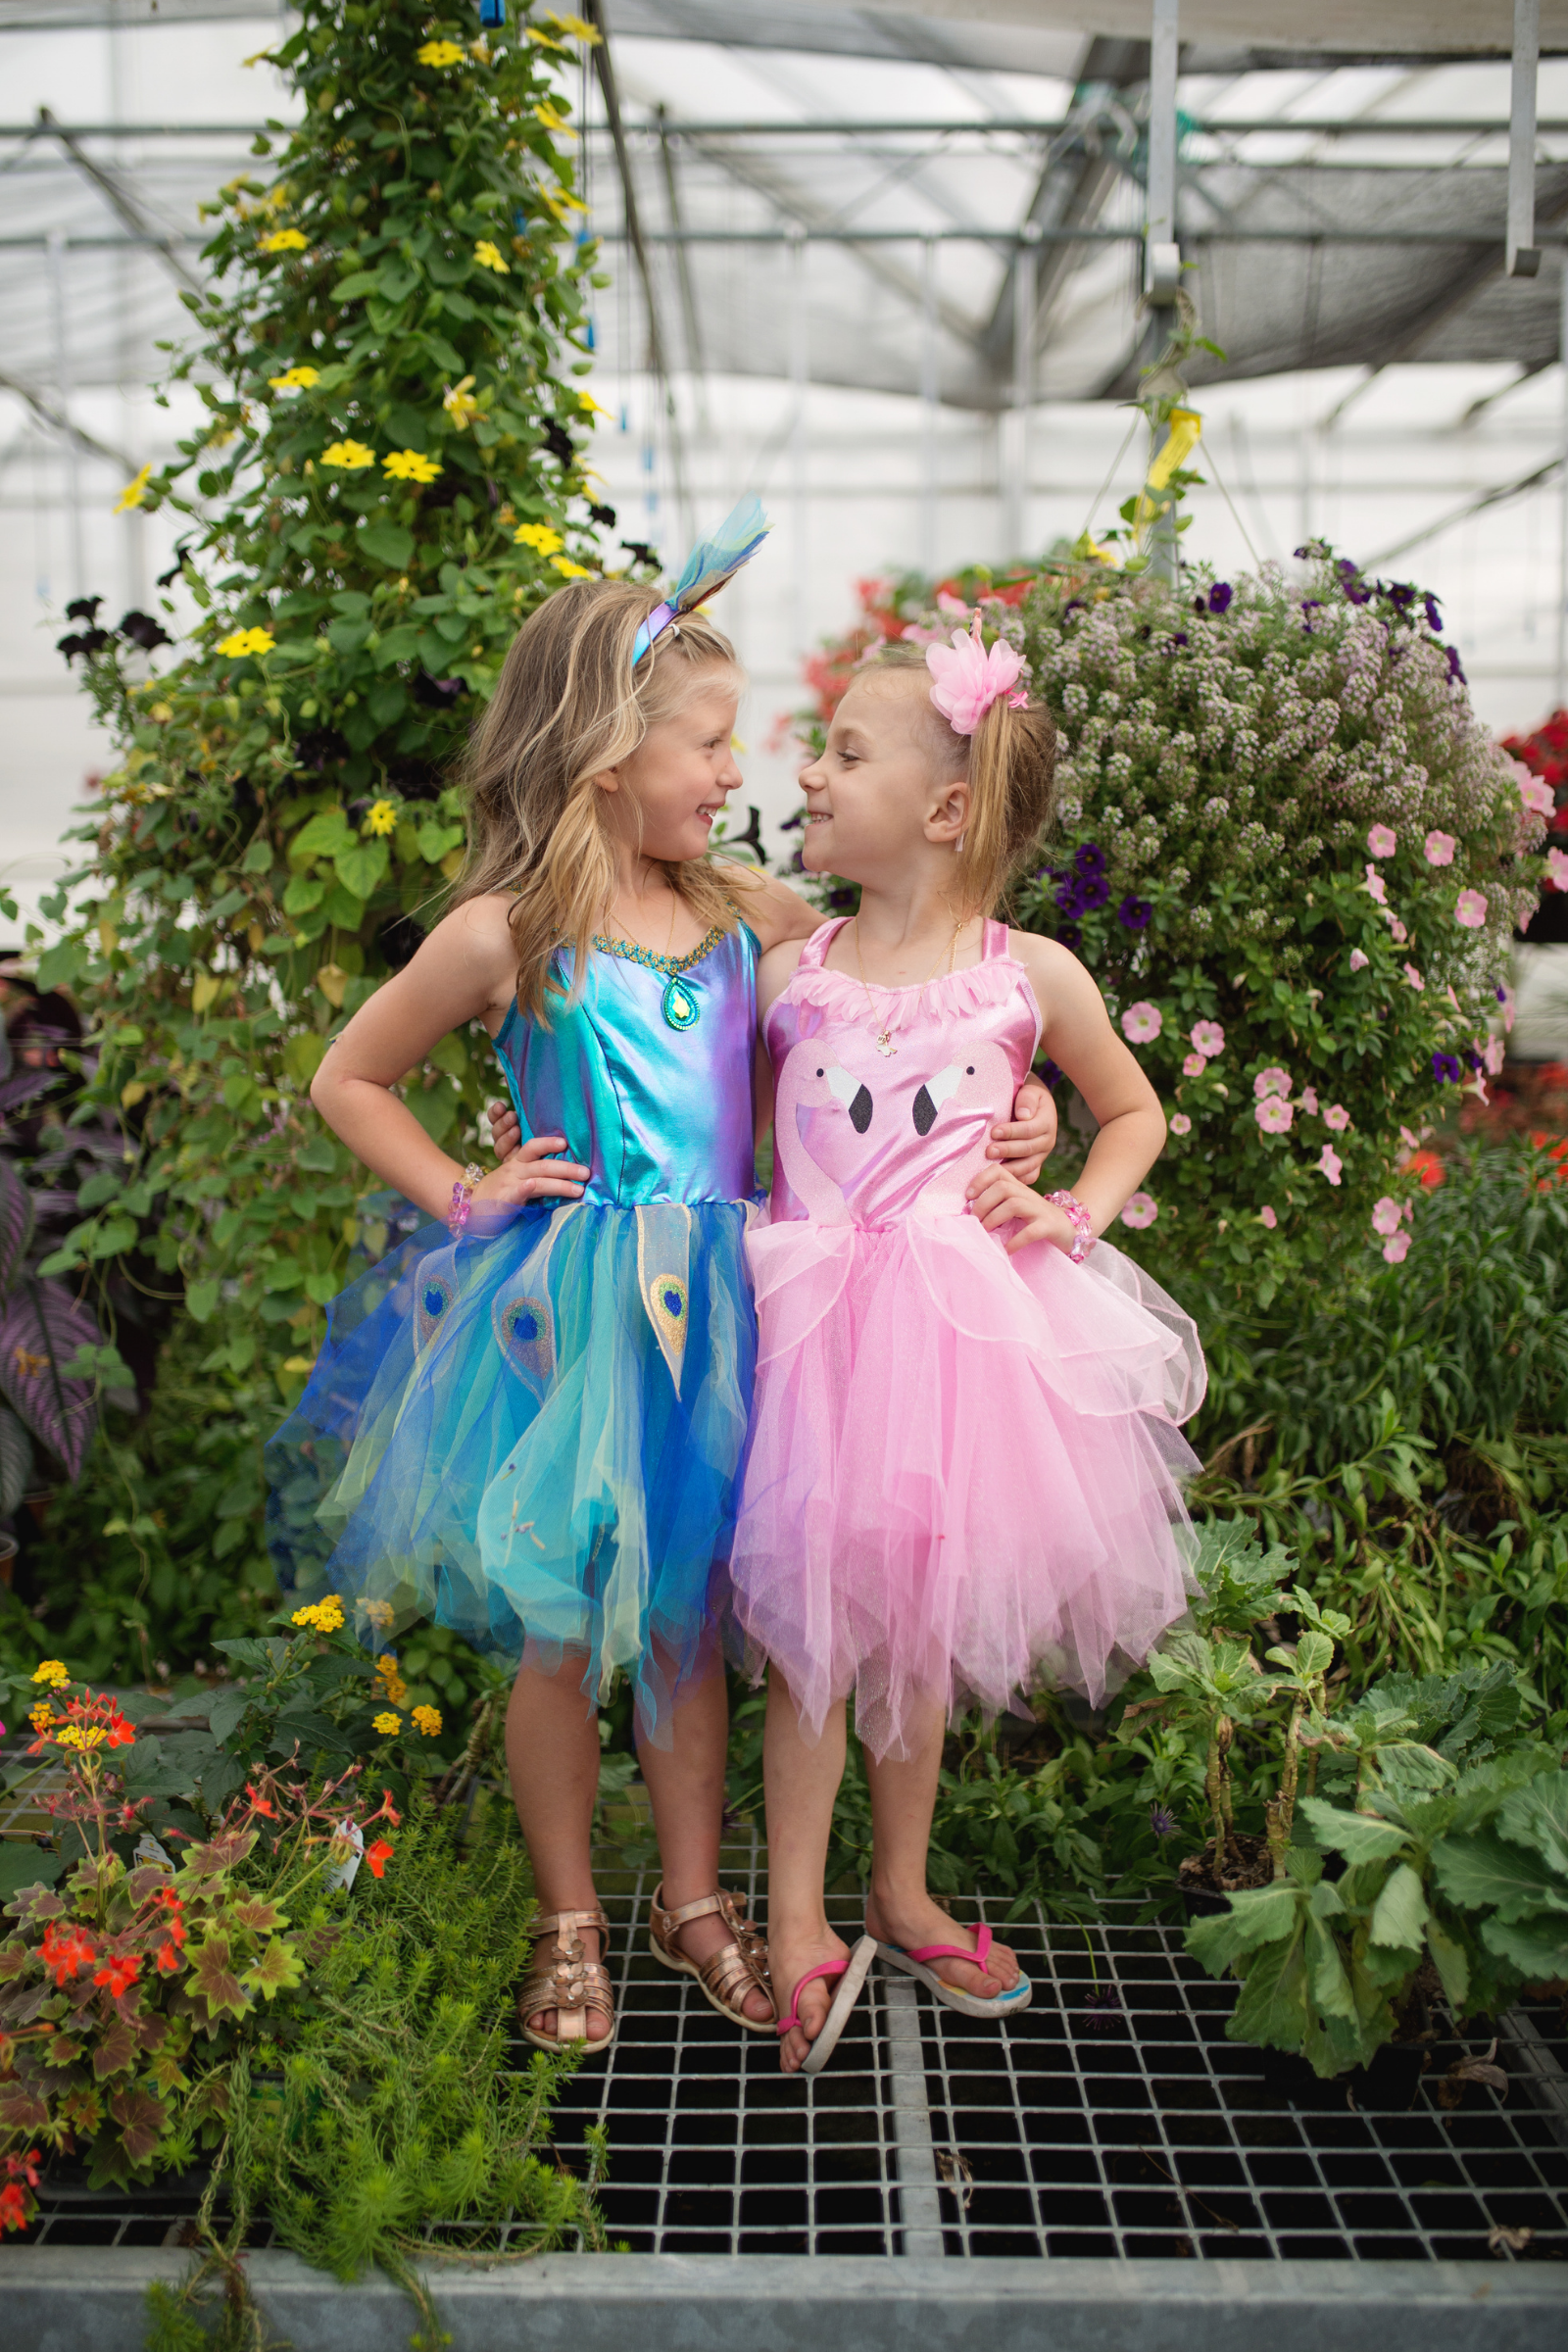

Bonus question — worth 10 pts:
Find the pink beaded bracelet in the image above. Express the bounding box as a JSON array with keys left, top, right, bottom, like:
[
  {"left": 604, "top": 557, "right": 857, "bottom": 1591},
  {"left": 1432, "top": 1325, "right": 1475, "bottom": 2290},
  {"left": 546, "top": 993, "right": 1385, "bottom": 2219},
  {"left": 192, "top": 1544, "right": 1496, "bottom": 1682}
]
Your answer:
[
  {"left": 1046, "top": 1189, "right": 1096, "bottom": 1264},
  {"left": 448, "top": 1162, "right": 483, "bottom": 1239}
]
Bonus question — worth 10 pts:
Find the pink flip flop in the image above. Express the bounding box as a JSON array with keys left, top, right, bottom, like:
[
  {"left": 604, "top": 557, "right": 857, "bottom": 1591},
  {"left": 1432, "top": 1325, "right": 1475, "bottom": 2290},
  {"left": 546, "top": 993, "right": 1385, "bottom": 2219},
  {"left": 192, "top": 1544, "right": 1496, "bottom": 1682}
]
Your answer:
[
  {"left": 777, "top": 1935, "right": 878, "bottom": 2077},
  {"left": 874, "top": 1922, "right": 1033, "bottom": 2020}
]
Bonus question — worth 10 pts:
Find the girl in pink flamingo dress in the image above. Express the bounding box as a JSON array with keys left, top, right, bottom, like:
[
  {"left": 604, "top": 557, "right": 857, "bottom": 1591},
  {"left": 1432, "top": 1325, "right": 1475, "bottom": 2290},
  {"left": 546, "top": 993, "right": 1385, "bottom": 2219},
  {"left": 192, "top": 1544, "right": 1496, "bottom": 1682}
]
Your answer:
[{"left": 729, "top": 621, "right": 1206, "bottom": 2075}]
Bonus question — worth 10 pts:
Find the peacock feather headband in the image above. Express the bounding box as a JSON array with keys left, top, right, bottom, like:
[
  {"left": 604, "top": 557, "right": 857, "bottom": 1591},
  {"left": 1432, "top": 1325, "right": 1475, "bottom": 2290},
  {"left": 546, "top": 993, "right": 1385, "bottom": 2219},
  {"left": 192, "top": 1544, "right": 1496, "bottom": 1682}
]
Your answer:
[{"left": 630, "top": 495, "right": 771, "bottom": 665}]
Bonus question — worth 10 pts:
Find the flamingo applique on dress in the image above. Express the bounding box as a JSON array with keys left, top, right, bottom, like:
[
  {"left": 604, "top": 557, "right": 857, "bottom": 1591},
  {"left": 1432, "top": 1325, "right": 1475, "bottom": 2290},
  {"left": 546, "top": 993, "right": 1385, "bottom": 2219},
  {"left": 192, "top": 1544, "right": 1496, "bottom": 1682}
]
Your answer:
[{"left": 730, "top": 916, "right": 1207, "bottom": 1762}]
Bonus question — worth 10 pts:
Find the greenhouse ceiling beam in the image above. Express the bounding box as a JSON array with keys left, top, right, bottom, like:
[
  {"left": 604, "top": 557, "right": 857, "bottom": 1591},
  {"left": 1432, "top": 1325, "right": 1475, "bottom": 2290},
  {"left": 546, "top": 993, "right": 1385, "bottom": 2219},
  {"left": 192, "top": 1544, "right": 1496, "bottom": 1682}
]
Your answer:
[
  {"left": 12, "top": 227, "right": 1568, "bottom": 248},
  {"left": 35, "top": 106, "right": 200, "bottom": 295},
  {"left": 13, "top": 119, "right": 1568, "bottom": 139}
]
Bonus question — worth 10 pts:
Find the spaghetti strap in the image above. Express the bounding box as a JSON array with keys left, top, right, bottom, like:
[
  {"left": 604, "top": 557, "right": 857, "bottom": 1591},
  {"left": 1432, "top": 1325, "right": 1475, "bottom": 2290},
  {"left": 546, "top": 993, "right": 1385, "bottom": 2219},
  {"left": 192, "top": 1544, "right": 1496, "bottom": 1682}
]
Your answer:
[
  {"left": 982, "top": 918, "right": 1011, "bottom": 960},
  {"left": 797, "top": 917, "right": 851, "bottom": 971}
]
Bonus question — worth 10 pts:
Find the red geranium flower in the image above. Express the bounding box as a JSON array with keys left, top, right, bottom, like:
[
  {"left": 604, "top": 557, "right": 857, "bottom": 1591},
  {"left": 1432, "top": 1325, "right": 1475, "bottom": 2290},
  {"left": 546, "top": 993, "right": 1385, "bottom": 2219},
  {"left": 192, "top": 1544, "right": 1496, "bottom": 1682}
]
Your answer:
[
  {"left": 364, "top": 1838, "right": 394, "bottom": 1879},
  {"left": 0, "top": 2181, "right": 30, "bottom": 2232},
  {"left": 93, "top": 1951, "right": 142, "bottom": 1999},
  {"left": 39, "top": 1922, "right": 97, "bottom": 1985},
  {"left": 244, "top": 1782, "right": 277, "bottom": 1818}
]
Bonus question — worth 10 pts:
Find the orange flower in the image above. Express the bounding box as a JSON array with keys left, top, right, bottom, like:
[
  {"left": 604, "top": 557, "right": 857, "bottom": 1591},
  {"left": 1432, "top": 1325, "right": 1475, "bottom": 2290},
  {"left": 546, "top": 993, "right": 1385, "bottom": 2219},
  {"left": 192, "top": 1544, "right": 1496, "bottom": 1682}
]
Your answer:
[
  {"left": 0, "top": 2181, "right": 29, "bottom": 2232},
  {"left": 93, "top": 1951, "right": 141, "bottom": 1999},
  {"left": 245, "top": 1783, "right": 277, "bottom": 1818},
  {"left": 364, "top": 1838, "right": 394, "bottom": 1879},
  {"left": 39, "top": 1923, "right": 97, "bottom": 1986}
]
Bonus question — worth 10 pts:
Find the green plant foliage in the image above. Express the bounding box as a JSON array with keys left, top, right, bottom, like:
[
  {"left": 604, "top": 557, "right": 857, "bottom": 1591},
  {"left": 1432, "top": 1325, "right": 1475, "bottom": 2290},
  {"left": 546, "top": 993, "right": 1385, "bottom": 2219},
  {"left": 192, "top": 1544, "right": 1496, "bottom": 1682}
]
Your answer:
[
  {"left": 148, "top": 1795, "right": 604, "bottom": 2350},
  {"left": 35, "top": 0, "right": 612, "bottom": 1433}
]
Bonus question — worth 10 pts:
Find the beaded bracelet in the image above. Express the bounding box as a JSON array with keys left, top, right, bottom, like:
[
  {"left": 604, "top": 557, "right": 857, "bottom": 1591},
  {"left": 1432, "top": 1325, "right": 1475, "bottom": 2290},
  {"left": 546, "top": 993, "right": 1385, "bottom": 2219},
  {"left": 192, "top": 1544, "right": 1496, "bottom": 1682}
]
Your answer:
[
  {"left": 1046, "top": 1189, "right": 1096, "bottom": 1265},
  {"left": 448, "top": 1162, "right": 483, "bottom": 1239}
]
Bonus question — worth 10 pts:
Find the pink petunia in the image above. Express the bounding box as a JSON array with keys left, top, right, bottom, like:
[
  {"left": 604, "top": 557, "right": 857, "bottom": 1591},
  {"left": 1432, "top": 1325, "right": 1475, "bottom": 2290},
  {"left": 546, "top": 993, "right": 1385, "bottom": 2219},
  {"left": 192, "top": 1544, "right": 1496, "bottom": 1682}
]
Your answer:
[
  {"left": 1371, "top": 1196, "right": 1403, "bottom": 1237},
  {"left": 1258, "top": 1205, "right": 1278, "bottom": 1230},
  {"left": 936, "top": 590, "right": 970, "bottom": 618},
  {"left": 1182, "top": 1051, "right": 1207, "bottom": 1078},
  {"left": 1121, "top": 1001, "right": 1163, "bottom": 1044},
  {"left": 1455, "top": 889, "right": 1488, "bottom": 929},
  {"left": 1348, "top": 948, "right": 1370, "bottom": 972},
  {"left": 1120, "top": 1192, "right": 1158, "bottom": 1229},
  {"left": 1367, "top": 823, "right": 1397, "bottom": 858},
  {"left": 1386, "top": 915, "right": 1408, "bottom": 943},
  {"left": 1361, "top": 864, "right": 1388, "bottom": 904},
  {"left": 1547, "top": 846, "right": 1568, "bottom": 891},
  {"left": 1190, "top": 1020, "right": 1225, "bottom": 1057},
  {"left": 1424, "top": 829, "right": 1456, "bottom": 866},
  {"left": 1484, "top": 1035, "right": 1505, "bottom": 1077},
  {"left": 1169, "top": 1112, "right": 1192, "bottom": 1135},
  {"left": 1254, "top": 1096, "right": 1294, "bottom": 1134},
  {"left": 1317, "top": 1144, "right": 1344, "bottom": 1187},
  {"left": 1322, "top": 1103, "right": 1349, "bottom": 1132},
  {"left": 1382, "top": 1230, "right": 1411, "bottom": 1264},
  {"left": 1498, "top": 981, "right": 1515, "bottom": 1033},
  {"left": 1517, "top": 769, "right": 1555, "bottom": 816},
  {"left": 1399, "top": 1125, "right": 1422, "bottom": 1150},
  {"left": 1253, "top": 1066, "right": 1292, "bottom": 1101},
  {"left": 1299, "top": 1086, "right": 1320, "bottom": 1116},
  {"left": 1402, "top": 963, "right": 1424, "bottom": 991}
]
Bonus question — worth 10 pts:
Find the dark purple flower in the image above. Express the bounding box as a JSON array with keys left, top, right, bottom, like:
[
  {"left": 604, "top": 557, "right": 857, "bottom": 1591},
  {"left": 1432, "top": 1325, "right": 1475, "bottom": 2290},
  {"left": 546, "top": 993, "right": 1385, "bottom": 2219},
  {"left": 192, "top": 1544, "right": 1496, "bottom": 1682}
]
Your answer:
[
  {"left": 1496, "top": 985, "right": 1509, "bottom": 1003},
  {"left": 778, "top": 810, "right": 805, "bottom": 833},
  {"left": 1082, "top": 1987, "right": 1123, "bottom": 2032},
  {"left": 1446, "top": 646, "right": 1467, "bottom": 685},
  {"left": 826, "top": 886, "right": 857, "bottom": 912},
  {"left": 1387, "top": 581, "right": 1415, "bottom": 612},
  {"left": 1040, "top": 1057, "right": 1065, "bottom": 1091},
  {"left": 1055, "top": 878, "right": 1086, "bottom": 917},
  {"left": 1300, "top": 600, "right": 1323, "bottom": 632},
  {"left": 1462, "top": 1049, "right": 1484, "bottom": 1072},
  {"left": 1168, "top": 631, "right": 1189, "bottom": 649},
  {"left": 1193, "top": 595, "right": 1207, "bottom": 615},
  {"left": 1056, "top": 921, "right": 1082, "bottom": 950},
  {"left": 1150, "top": 1804, "right": 1178, "bottom": 1838},
  {"left": 1346, "top": 580, "right": 1372, "bottom": 606},
  {"left": 1079, "top": 876, "right": 1112, "bottom": 912},
  {"left": 1432, "top": 1052, "right": 1462, "bottom": 1086},
  {"left": 789, "top": 849, "right": 806, "bottom": 873},
  {"left": 1074, "top": 842, "right": 1106, "bottom": 878},
  {"left": 1207, "top": 582, "right": 1233, "bottom": 615},
  {"left": 1423, "top": 593, "right": 1443, "bottom": 634},
  {"left": 1117, "top": 896, "right": 1152, "bottom": 930}
]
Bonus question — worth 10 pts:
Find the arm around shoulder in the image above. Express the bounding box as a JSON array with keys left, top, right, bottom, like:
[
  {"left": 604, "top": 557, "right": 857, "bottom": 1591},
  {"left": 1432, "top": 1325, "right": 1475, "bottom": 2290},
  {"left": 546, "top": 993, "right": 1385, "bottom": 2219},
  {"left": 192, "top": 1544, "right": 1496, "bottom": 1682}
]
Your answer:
[{"left": 715, "top": 861, "right": 821, "bottom": 956}]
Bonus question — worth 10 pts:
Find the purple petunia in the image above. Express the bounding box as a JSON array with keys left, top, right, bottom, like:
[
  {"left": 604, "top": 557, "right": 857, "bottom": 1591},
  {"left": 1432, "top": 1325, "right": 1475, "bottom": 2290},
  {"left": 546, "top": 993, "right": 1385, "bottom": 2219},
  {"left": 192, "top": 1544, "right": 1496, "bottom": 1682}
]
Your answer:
[
  {"left": 1300, "top": 600, "right": 1323, "bottom": 632},
  {"left": 1055, "top": 878, "right": 1086, "bottom": 917},
  {"left": 1075, "top": 842, "right": 1106, "bottom": 878},
  {"left": 1079, "top": 875, "right": 1111, "bottom": 912},
  {"left": 1056, "top": 921, "right": 1082, "bottom": 950},
  {"left": 1040, "top": 1056, "right": 1064, "bottom": 1091},
  {"left": 1207, "top": 582, "right": 1232, "bottom": 614},
  {"left": 1432, "top": 1052, "right": 1462, "bottom": 1085},
  {"left": 1117, "top": 896, "right": 1153, "bottom": 930},
  {"left": 1423, "top": 593, "right": 1443, "bottom": 634},
  {"left": 1446, "top": 646, "right": 1466, "bottom": 684}
]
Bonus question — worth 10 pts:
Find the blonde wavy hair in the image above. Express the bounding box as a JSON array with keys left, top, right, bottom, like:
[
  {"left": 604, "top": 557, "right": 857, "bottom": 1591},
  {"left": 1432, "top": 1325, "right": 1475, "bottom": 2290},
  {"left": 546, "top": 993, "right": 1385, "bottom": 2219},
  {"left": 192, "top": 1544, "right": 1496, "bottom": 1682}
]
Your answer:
[
  {"left": 453, "top": 578, "right": 755, "bottom": 1020},
  {"left": 858, "top": 640, "right": 1057, "bottom": 918}
]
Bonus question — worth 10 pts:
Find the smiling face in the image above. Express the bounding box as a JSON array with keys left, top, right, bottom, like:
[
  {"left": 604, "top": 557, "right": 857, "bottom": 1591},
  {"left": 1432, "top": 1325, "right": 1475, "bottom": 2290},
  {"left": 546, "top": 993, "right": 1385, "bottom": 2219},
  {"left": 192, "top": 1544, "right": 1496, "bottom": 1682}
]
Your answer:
[
  {"left": 799, "top": 668, "right": 968, "bottom": 888},
  {"left": 599, "top": 666, "right": 744, "bottom": 864}
]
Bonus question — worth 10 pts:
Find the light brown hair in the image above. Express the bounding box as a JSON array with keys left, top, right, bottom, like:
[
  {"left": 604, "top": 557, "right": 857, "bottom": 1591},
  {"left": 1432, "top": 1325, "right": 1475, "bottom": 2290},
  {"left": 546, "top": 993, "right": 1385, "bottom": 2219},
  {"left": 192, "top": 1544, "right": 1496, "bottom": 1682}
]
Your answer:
[
  {"left": 453, "top": 578, "right": 755, "bottom": 1019},
  {"left": 857, "top": 639, "right": 1057, "bottom": 917}
]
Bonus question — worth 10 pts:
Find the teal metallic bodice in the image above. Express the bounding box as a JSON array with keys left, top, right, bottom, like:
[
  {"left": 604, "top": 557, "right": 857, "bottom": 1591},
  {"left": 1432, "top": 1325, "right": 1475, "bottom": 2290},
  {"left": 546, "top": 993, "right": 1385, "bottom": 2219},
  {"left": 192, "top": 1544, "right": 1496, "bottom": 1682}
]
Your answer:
[{"left": 493, "top": 923, "right": 760, "bottom": 1207}]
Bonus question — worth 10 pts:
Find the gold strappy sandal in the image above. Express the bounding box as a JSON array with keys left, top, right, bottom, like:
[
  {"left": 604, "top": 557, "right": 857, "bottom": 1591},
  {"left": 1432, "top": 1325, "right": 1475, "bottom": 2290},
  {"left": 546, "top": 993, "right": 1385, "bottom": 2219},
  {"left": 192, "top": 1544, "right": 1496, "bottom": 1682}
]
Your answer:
[
  {"left": 648, "top": 1885, "right": 776, "bottom": 2032},
  {"left": 517, "top": 1906, "right": 616, "bottom": 2058}
]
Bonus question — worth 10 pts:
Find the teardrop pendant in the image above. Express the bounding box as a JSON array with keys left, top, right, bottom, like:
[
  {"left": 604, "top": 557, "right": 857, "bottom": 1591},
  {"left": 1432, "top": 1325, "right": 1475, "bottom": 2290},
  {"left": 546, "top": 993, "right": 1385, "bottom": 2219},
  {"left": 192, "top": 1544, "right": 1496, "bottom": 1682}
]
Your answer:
[{"left": 662, "top": 975, "right": 699, "bottom": 1031}]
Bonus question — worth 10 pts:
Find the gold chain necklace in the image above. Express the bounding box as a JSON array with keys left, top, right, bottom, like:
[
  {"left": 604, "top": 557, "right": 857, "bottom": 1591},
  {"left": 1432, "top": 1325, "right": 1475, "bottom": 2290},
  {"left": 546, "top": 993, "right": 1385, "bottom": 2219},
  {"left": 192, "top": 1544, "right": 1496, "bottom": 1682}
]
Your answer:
[{"left": 852, "top": 916, "right": 959, "bottom": 1057}]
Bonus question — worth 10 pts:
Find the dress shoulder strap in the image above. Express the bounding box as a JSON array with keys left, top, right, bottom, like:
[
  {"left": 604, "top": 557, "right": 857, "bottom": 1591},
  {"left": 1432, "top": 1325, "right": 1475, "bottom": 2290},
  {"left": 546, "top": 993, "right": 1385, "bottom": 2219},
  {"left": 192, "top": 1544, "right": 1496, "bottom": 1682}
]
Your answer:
[
  {"left": 981, "top": 918, "right": 1012, "bottom": 960},
  {"left": 795, "top": 916, "right": 850, "bottom": 971}
]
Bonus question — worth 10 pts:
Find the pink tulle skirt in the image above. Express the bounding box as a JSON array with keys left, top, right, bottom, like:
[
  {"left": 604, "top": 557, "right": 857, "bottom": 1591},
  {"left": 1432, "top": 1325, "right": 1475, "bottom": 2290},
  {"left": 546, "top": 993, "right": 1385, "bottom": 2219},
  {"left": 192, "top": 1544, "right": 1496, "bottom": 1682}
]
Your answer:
[{"left": 729, "top": 1206, "right": 1206, "bottom": 1759}]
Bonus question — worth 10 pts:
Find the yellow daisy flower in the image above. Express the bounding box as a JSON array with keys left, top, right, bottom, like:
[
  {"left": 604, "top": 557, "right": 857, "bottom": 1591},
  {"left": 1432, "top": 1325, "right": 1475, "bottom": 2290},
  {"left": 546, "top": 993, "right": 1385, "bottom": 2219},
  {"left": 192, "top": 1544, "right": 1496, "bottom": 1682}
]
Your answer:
[
  {"left": 364, "top": 799, "right": 398, "bottom": 836},
  {"left": 551, "top": 556, "right": 593, "bottom": 578},
  {"left": 371, "top": 1710, "right": 402, "bottom": 1736},
  {"left": 260, "top": 228, "right": 309, "bottom": 254},
  {"left": 416, "top": 39, "right": 466, "bottom": 66},
  {"left": 269, "top": 365, "right": 320, "bottom": 391},
  {"left": 382, "top": 448, "right": 443, "bottom": 483},
  {"left": 114, "top": 464, "right": 154, "bottom": 514},
  {"left": 514, "top": 522, "right": 564, "bottom": 556},
  {"left": 443, "top": 377, "right": 480, "bottom": 429},
  {"left": 412, "top": 1705, "right": 443, "bottom": 1737},
  {"left": 217, "top": 627, "right": 275, "bottom": 659},
  {"left": 321, "top": 440, "right": 375, "bottom": 470},
  {"left": 473, "top": 239, "right": 510, "bottom": 274}
]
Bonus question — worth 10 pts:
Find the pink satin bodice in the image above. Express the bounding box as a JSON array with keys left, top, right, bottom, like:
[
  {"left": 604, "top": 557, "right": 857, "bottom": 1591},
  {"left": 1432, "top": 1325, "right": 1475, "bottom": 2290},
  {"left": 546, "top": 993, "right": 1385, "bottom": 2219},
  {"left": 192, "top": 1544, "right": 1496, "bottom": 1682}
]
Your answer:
[{"left": 763, "top": 918, "right": 1042, "bottom": 1229}]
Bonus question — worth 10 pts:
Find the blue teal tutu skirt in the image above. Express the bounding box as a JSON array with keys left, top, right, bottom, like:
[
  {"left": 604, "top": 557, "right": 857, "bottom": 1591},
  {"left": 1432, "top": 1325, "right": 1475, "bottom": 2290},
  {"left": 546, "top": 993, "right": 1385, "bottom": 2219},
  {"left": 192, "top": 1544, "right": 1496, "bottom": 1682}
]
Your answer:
[{"left": 265, "top": 1199, "right": 757, "bottom": 1742}]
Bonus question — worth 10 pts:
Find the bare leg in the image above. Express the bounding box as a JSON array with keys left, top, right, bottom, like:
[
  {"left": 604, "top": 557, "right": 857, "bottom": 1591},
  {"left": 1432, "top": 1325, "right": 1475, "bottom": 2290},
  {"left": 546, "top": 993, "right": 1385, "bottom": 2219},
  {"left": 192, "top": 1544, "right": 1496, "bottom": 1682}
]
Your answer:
[
  {"left": 762, "top": 1668, "right": 852, "bottom": 2073},
  {"left": 860, "top": 1696, "right": 1020, "bottom": 1997},
  {"left": 635, "top": 1659, "right": 771, "bottom": 2023},
  {"left": 506, "top": 1649, "right": 611, "bottom": 2041}
]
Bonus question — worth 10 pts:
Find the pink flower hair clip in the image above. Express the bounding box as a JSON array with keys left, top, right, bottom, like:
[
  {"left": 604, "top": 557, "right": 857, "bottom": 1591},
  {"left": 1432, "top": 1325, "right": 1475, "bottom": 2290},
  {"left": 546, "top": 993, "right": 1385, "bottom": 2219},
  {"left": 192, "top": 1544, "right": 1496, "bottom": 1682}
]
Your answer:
[{"left": 924, "top": 612, "right": 1029, "bottom": 735}]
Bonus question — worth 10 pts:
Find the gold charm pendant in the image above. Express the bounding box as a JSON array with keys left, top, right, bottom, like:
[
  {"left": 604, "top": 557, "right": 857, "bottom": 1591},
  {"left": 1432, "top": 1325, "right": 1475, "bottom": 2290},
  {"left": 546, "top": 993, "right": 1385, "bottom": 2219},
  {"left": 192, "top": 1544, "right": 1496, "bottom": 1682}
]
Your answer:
[{"left": 875, "top": 1029, "right": 897, "bottom": 1057}]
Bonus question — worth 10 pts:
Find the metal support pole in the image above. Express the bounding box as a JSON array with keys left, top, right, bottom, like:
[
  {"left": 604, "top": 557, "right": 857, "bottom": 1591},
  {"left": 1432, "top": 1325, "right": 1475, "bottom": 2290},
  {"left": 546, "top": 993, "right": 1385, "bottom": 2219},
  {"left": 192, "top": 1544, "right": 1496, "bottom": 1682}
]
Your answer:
[
  {"left": 1009, "top": 230, "right": 1037, "bottom": 562},
  {"left": 788, "top": 228, "right": 808, "bottom": 662},
  {"left": 46, "top": 227, "right": 84, "bottom": 605},
  {"left": 1145, "top": 0, "right": 1180, "bottom": 304},
  {"left": 1510, "top": 0, "right": 1543, "bottom": 278},
  {"left": 919, "top": 235, "right": 939, "bottom": 581},
  {"left": 1556, "top": 258, "right": 1568, "bottom": 706}
]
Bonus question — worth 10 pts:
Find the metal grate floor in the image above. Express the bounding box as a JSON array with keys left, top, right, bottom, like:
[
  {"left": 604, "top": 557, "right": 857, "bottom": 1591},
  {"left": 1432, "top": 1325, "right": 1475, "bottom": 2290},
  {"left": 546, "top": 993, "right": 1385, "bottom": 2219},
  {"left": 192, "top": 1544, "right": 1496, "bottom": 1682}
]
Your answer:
[
  {"left": 554, "top": 1831, "right": 1568, "bottom": 2264},
  {"left": 6, "top": 1808, "right": 1567, "bottom": 2266}
]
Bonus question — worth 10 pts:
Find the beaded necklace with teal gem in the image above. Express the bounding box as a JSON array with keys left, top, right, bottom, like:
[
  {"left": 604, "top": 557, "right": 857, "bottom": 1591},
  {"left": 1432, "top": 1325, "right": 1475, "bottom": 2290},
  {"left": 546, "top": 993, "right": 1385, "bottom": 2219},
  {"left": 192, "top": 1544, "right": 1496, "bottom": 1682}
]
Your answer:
[{"left": 591, "top": 924, "right": 726, "bottom": 1031}]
